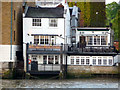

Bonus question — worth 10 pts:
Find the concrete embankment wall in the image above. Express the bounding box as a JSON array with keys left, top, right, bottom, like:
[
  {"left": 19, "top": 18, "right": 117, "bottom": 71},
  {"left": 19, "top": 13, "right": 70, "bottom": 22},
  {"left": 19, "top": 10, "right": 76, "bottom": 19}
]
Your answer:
[{"left": 67, "top": 65, "right": 119, "bottom": 77}]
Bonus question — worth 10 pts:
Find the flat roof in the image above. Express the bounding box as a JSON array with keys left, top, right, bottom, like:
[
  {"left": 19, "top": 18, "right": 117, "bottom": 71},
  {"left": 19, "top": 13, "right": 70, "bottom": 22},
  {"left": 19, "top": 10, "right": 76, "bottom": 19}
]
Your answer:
[{"left": 77, "top": 27, "right": 110, "bottom": 31}]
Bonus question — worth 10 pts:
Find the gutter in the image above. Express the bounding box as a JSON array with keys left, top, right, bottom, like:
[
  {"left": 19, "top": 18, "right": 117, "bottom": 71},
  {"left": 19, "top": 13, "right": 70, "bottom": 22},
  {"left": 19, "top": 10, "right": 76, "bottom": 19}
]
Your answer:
[{"left": 10, "top": 1, "right": 13, "bottom": 60}]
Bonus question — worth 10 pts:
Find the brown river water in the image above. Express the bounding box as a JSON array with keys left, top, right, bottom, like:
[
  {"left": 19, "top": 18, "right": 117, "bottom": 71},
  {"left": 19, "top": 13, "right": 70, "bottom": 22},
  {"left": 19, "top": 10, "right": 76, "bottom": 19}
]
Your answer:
[{"left": 0, "top": 78, "right": 119, "bottom": 88}]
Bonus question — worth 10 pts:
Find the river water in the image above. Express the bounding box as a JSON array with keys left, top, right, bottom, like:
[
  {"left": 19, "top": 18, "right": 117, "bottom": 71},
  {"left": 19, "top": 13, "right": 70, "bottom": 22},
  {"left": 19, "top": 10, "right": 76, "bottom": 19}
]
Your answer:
[{"left": 0, "top": 78, "right": 119, "bottom": 88}]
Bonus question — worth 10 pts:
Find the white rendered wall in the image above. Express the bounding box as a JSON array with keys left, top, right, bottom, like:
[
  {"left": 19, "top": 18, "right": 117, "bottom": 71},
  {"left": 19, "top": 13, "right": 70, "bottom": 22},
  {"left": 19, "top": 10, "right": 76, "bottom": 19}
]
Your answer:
[
  {"left": 64, "top": 2, "right": 71, "bottom": 44},
  {"left": 114, "top": 54, "right": 120, "bottom": 63},
  {"left": 0, "top": 45, "right": 21, "bottom": 62},
  {"left": 23, "top": 18, "right": 65, "bottom": 45}
]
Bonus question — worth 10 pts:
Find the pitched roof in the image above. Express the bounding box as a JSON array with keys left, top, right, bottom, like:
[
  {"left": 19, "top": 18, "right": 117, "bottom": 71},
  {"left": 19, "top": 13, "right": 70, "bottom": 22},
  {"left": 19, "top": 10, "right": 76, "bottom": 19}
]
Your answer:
[{"left": 25, "top": 7, "right": 64, "bottom": 18}]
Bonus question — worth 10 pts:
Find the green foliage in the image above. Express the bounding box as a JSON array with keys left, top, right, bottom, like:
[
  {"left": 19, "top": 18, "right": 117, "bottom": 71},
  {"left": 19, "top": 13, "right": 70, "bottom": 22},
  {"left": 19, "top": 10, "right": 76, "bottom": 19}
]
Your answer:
[
  {"left": 106, "top": 2, "right": 120, "bottom": 25},
  {"left": 68, "top": 2, "right": 105, "bottom": 27},
  {"left": 90, "top": 2, "right": 106, "bottom": 27},
  {"left": 106, "top": 2, "right": 120, "bottom": 40}
]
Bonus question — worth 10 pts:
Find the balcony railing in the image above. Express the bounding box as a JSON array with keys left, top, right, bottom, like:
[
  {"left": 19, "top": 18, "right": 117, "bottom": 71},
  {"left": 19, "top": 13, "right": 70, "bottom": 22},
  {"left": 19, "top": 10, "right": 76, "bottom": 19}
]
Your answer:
[
  {"left": 64, "top": 44, "right": 117, "bottom": 53},
  {"left": 26, "top": 43, "right": 117, "bottom": 54},
  {"left": 28, "top": 64, "right": 61, "bottom": 71}
]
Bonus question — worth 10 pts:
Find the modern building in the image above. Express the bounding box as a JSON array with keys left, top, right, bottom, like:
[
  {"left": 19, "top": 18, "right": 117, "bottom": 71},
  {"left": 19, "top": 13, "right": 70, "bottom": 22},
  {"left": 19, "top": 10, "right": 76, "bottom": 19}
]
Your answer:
[{"left": 0, "top": 2, "right": 23, "bottom": 69}]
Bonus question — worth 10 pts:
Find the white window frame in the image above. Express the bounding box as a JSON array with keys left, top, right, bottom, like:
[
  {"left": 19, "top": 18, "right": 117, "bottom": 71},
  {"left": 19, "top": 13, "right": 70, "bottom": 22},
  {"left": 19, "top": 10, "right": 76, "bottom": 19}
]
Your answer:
[
  {"left": 86, "top": 36, "right": 108, "bottom": 46},
  {"left": 34, "top": 36, "right": 39, "bottom": 44},
  {"left": 32, "top": 18, "right": 42, "bottom": 27},
  {"left": 103, "top": 57, "right": 107, "bottom": 65},
  {"left": 33, "top": 35, "right": 56, "bottom": 45},
  {"left": 49, "top": 19, "right": 58, "bottom": 27},
  {"left": 71, "top": 57, "right": 74, "bottom": 65},
  {"left": 98, "top": 57, "right": 102, "bottom": 65},
  {"left": 76, "top": 57, "right": 80, "bottom": 65},
  {"left": 93, "top": 57, "right": 96, "bottom": 65},
  {"left": 86, "top": 57, "right": 90, "bottom": 65},
  {"left": 81, "top": 57, "right": 85, "bottom": 65}
]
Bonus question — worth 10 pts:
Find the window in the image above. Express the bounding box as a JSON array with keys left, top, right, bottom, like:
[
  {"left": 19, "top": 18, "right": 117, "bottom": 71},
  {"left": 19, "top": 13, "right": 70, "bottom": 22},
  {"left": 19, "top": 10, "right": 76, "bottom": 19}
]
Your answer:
[
  {"left": 101, "top": 36, "right": 107, "bottom": 45},
  {"left": 109, "top": 59, "right": 112, "bottom": 65},
  {"left": 103, "top": 58, "right": 107, "bottom": 65},
  {"left": 94, "top": 36, "right": 100, "bottom": 45},
  {"left": 40, "top": 36, "right": 44, "bottom": 44},
  {"left": 34, "top": 36, "right": 39, "bottom": 44},
  {"left": 55, "top": 56, "right": 59, "bottom": 64},
  {"left": 87, "top": 36, "right": 92, "bottom": 45},
  {"left": 76, "top": 57, "right": 79, "bottom": 65},
  {"left": 93, "top": 57, "right": 96, "bottom": 65},
  {"left": 45, "top": 36, "right": 49, "bottom": 44},
  {"left": 49, "top": 19, "right": 58, "bottom": 27},
  {"left": 71, "top": 57, "right": 74, "bottom": 64},
  {"left": 43, "top": 56, "right": 47, "bottom": 64},
  {"left": 86, "top": 57, "right": 90, "bottom": 65},
  {"left": 38, "top": 36, "right": 56, "bottom": 45},
  {"left": 32, "top": 18, "right": 41, "bottom": 26},
  {"left": 98, "top": 57, "right": 102, "bottom": 65},
  {"left": 32, "top": 55, "right": 37, "bottom": 61},
  {"left": 14, "top": 10, "right": 16, "bottom": 20},
  {"left": 14, "top": 31, "right": 15, "bottom": 42},
  {"left": 48, "top": 55, "right": 54, "bottom": 64},
  {"left": 81, "top": 57, "right": 84, "bottom": 65}
]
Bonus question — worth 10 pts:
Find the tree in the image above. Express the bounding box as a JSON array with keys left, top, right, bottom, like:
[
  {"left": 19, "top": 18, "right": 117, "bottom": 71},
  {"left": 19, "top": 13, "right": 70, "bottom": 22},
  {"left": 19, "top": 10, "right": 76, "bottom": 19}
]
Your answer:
[{"left": 106, "top": 2, "right": 120, "bottom": 40}]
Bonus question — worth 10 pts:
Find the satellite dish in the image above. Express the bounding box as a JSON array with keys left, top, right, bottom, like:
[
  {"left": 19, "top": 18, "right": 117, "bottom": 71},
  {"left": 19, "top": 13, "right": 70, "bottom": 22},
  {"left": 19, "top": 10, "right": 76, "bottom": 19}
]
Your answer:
[{"left": 35, "top": 0, "right": 64, "bottom": 8}]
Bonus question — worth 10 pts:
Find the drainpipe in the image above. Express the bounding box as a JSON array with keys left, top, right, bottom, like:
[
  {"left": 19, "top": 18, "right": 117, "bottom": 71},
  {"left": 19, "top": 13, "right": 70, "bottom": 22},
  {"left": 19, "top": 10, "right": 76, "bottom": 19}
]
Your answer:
[{"left": 10, "top": 1, "right": 13, "bottom": 60}]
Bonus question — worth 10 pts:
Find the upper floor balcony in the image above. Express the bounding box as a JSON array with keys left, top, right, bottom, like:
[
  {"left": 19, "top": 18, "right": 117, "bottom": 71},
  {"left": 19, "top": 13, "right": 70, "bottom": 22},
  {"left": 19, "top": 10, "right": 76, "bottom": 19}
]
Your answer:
[{"left": 65, "top": 44, "right": 118, "bottom": 55}]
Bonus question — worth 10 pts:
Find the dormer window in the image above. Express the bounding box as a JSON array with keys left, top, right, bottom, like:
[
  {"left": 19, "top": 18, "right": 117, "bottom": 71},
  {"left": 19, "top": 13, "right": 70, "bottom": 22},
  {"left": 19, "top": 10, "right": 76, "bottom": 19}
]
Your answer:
[
  {"left": 49, "top": 19, "right": 58, "bottom": 27},
  {"left": 32, "top": 18, "right": 41, "bottom": 26}
]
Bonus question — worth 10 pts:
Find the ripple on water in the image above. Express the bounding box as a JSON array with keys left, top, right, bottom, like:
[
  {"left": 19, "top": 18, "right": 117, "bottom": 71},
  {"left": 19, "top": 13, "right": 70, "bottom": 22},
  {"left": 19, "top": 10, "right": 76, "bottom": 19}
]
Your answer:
[{"left": 1, "top": 78, "right": 118, "bottom": 88}]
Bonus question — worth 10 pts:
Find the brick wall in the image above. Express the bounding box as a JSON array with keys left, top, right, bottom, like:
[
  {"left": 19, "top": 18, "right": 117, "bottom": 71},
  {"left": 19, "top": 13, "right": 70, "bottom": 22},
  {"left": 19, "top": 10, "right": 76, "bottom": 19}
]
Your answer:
[{"left": 1, "top": 2, "right": 35, "bottom": 45}]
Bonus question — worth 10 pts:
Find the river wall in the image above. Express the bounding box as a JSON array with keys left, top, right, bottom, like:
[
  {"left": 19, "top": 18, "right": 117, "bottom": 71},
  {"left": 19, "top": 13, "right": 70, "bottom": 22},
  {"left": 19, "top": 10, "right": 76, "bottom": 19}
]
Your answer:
[{"left": 67, "top": 65, "right": 119, "bottom": 77}]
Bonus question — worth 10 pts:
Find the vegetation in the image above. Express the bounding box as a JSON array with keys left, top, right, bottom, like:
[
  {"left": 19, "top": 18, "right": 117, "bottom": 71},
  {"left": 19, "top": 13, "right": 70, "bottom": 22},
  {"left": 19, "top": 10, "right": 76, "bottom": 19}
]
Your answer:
[
  {"left": 68, "top": 2, "right": 105, "bottom": 27},
  {"left": 106, "top": 2, "right": 120, "bottom": 40}
]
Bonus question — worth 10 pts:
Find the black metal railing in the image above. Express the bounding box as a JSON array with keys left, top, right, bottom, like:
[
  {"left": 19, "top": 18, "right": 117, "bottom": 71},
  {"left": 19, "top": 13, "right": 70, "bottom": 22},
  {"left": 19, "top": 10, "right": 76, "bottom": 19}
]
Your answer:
[
  {"left": 64, "top": 44, "right": 117, "bottom": 53},
  {"left": 26, "top": 43, "right": 117, "bottom": 53}
]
